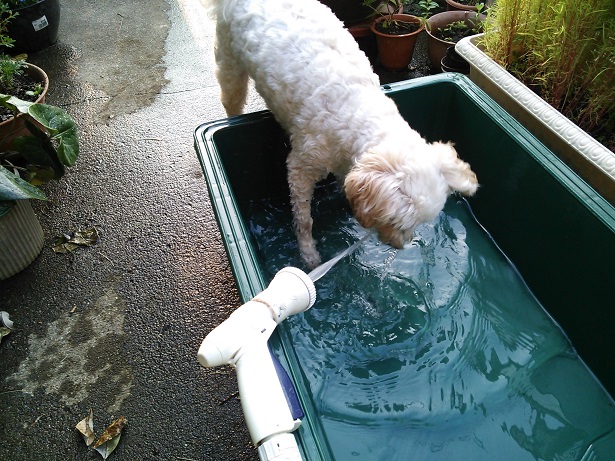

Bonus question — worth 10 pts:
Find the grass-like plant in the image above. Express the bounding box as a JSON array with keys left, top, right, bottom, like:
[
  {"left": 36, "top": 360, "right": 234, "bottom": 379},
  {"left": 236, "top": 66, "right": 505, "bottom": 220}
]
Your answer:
[{"left": 481, "top": 0, "right": 615, "bottom": 149}]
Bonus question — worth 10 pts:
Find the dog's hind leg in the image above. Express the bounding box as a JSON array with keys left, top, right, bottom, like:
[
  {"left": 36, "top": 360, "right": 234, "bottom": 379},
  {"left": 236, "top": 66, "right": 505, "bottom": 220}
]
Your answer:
[{"left": 214, "top": 23, "right": 248, "bottom": 116}]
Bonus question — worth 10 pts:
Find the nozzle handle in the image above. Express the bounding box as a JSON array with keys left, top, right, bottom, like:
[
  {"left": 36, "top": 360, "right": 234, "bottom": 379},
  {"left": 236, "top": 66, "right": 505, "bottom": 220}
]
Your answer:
[
  {"left": 198, "top": 301, "right": 276, "bottom": 367},
  {"left": 237, "top": 341, "right": 301, "bottom": 445}
]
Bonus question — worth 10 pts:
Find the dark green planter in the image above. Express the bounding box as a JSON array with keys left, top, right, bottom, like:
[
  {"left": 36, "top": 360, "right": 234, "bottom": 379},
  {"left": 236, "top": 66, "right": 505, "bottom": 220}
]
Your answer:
[{"left": 194, "top": 74, "right": 615, "bottom": 460}]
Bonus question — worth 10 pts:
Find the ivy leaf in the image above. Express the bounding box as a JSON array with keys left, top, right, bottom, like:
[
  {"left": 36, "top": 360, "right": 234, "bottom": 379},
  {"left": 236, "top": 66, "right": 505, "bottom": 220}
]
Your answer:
[
  {"left": 55, "top": 125, "right": 79, "bottom": 167},
  {"left": 0, "top": 165, "right": 47, "bottom": 214},
  {"left": 27, "top": 104, "right": 79, "bottom": 167},
  {"left": 0, "top": 94, "right": 33, "bottom": 114}
]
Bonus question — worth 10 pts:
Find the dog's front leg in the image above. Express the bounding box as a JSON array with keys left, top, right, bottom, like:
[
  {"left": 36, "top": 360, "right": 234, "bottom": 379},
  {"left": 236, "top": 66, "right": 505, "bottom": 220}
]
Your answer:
[
  {"left": 288, "top": 158, "right": 322, "bottom": 269},
  {"left": 291, "top": 192, "right": 321, "bottom": 269}
]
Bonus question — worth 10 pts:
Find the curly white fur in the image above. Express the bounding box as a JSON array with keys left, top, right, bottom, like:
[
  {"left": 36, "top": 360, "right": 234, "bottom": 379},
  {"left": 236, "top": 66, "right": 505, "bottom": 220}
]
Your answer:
[{"left": 205, "top": 0, "right": 478, "bottom": 268}]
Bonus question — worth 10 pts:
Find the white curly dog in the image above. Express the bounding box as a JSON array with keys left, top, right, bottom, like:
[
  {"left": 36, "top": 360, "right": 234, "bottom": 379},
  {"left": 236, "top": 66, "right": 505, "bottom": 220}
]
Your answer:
[{"left": 206, "top": 0, "right": 478, "bottom": 268}]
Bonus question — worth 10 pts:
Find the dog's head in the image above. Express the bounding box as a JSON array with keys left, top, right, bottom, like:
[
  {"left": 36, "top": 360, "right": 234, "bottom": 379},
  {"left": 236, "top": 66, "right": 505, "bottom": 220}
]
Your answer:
[{"left": 344, "top": 141, "right": 478, "bottom": 248}]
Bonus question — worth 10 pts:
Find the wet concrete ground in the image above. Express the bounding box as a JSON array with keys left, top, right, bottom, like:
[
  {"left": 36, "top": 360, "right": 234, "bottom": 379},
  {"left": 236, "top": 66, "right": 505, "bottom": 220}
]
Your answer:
[{"left": 0, "top": 1, "right": 434, "bottom": 459}]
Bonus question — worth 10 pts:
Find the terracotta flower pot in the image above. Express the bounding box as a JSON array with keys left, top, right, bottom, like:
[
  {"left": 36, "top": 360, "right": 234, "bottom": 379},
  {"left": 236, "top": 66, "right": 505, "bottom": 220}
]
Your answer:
[
  {"left": 371, "top": 14, "right": 424, "bottom": 71},
  {"left": 445, "top": 0, "right": 481, "bottom": 11},
  {"left": 0, "top": 200, "right": 45, "bottom": 280},
  {"left": 0, "top": 63, "right": 49, "bottom": 152}
]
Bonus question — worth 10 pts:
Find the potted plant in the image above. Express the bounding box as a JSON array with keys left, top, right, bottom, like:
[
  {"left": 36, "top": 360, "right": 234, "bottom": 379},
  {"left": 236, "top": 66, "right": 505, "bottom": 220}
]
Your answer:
[
  {"left": 364, "top": 0, "right": 425, "bottom": 71},
  {"left": 455, "top": 0, "right": 615, "bottom": 203},
  {"left": 404, "top": 0, "right": 445, "bottom": 17},
  {"left": 426, "top": 7, "right": 485, "bottom": 70},
  {"left": 2, "top": 0, "right": 61, "bottom": 53},
  {"left": 0, "top": 54, "right": 49, "bottom": 150},
  {"left": 318, "top": 1, "right": 407, "bottom": 67},
  {"left": 1, "top": 3, "right": 51, "bottom": 147},
  {"left": 0, "top": 93, "right": 79, "bottom": 279}
]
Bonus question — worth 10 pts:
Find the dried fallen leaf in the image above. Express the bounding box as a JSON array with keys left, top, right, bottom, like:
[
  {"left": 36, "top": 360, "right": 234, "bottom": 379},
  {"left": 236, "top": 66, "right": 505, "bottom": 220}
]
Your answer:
[
  {"left": 94, "top": 432, "right": 122, "bottom": 460},
  {"left": 93, "top": 416, "right": 127, "bottom": 459},
  {"left": 53, "top": 227, "right": 99, "bottom": 253},
  {"left": 0, "top": 327, "right": 11, "bottom": 344},
  {"left": 0, "top": 312, "right": 13, "bottom": 344},
  {"left": 75, "top": 409, "right": 95, "bottom": 446}
]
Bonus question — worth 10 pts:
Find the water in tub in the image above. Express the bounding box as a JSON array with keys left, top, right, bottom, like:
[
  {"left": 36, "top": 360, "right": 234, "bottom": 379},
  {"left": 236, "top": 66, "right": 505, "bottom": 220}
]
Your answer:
[{"left": 245, "top": 181, "right": 615, "bottom": 461}]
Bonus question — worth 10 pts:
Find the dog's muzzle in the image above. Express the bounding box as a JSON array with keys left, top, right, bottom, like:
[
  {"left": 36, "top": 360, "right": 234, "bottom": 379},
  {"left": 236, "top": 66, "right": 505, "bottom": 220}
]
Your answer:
[{"left": 376, "top": 225, "right": 406, "bottom": 249}]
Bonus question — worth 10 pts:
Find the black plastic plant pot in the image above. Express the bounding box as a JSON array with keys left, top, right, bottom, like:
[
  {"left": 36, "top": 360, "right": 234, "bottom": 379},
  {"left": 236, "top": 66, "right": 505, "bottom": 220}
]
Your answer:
[
  {"left": 7, "top": 0, "right": 61, "bottom": 53},
  {"left": 441, "top": 46, "right": 470, "bottom": 74}
]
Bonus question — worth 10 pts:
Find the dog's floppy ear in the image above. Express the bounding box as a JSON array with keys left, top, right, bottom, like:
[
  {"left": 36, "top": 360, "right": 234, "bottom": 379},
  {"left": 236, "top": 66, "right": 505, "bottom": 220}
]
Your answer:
[
  {"left": 344, "top": 154, "right": 407, "bottom": 229},
  {"left": 431, "top": 142, "right": 478, "bottom": 196},
  {"left": 344, "top": 161, "right": 383, "bottom": 228}
]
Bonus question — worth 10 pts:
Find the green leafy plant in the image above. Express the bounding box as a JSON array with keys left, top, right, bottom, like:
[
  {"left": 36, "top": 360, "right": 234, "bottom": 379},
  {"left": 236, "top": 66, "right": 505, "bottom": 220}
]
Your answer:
[
  {"left": 417, "top": 0, "right": 440, "bottom": 17},
  {"left": 0, "top": 2, "right": 17, "bottom": 49},
  {"left": 0, "top": 54, "right": 26, "bottom": 92},
  {"left": 438, "top": 15, "right": 484, "bottom": 40},
  {"left": 362, "top": 0, "right": 411, "bottom": 30},
  {"left": 481, "top": 0, "right": 615, "bottom": 149},
  {"left": 0, "top": 94, "right": 79, "bottom": 217},
  {"left": 28, "top": 82, "right": 43, "bottom": 98}
]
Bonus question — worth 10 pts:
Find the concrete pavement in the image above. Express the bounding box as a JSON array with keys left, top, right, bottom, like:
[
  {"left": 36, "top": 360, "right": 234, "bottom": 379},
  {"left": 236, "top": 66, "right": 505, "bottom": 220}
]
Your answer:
[{"left": 1, "top": 1, "right": 263, "bottom": 459}]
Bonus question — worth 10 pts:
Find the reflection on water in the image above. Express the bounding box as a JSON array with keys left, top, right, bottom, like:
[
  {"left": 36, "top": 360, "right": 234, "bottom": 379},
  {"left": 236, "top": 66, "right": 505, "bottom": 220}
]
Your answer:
[{"left": 246, "top": 183, "right": 615, "bottom": 461}]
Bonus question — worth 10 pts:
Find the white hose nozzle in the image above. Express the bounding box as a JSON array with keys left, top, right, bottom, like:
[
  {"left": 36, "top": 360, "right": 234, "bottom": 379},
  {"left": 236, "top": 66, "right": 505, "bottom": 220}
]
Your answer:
[
  {"left": 255, "top": 267, "right": 316, "bottom": 322},
  {"left": 197, "top": 267, "right": 316, "bottom": 368}
]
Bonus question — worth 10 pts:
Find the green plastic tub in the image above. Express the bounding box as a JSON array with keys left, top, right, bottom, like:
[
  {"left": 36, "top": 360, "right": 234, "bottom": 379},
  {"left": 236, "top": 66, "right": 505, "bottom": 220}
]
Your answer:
[{"left": 195, "top": 74, "right": 615, "bottom": 460}]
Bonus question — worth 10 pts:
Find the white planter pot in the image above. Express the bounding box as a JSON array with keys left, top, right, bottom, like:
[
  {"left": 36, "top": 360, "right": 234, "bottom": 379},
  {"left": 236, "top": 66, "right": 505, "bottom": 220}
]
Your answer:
[
  {"left": 456, "top": 34, "right": 615, "bottom": 204},
  {"left": 0, "top": 200, "right": 45, "bottom": 280}
]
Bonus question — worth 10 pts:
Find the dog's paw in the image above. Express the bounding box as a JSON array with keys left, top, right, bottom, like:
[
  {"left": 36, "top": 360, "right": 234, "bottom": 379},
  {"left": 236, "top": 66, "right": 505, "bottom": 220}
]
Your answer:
[
  {"left": 297, "top": 235, "right": 321, "bottom": 269},
  {"left": 301, "top": 249, "right": 321, "bottom": 270}
]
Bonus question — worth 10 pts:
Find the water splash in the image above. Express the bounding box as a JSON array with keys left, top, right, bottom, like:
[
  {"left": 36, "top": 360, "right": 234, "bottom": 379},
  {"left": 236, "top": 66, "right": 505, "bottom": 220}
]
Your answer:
[{"left": 308, "top": 233, "right": 372, "bottom": 282}]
